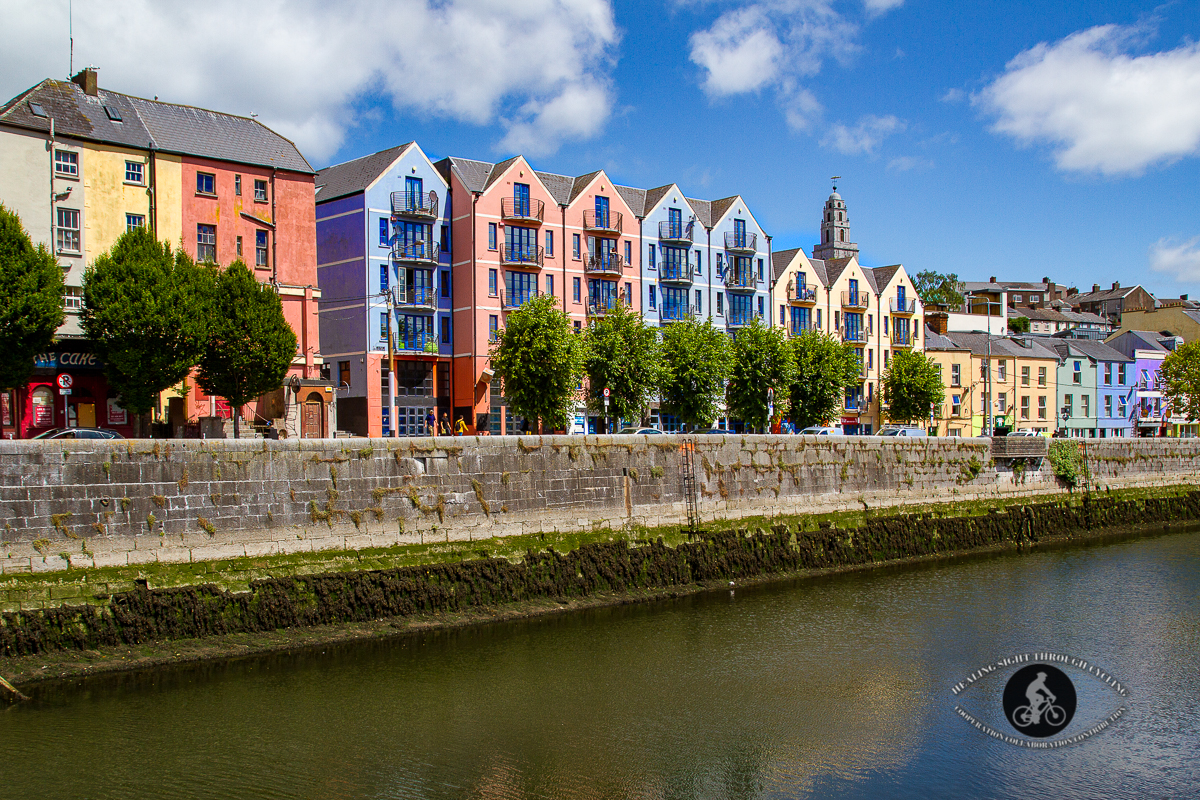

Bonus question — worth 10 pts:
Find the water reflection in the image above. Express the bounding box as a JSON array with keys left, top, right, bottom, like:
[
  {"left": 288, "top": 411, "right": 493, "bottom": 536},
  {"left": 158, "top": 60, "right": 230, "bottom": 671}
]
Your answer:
[{"left": 3, "top": 529, "right": 1198, "bottom": 800}]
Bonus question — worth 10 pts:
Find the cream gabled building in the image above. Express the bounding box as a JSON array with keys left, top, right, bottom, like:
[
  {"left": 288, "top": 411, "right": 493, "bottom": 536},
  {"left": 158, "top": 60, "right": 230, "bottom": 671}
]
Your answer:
[{"left": 770, "top": 186, "right": 924, "bottom": 433}]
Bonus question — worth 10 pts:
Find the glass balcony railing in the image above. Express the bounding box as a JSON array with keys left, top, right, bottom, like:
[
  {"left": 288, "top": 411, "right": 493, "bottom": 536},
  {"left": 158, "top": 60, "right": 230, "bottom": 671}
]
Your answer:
[{"left": 390, "top": 191, "right": 438, "bottom": 219}]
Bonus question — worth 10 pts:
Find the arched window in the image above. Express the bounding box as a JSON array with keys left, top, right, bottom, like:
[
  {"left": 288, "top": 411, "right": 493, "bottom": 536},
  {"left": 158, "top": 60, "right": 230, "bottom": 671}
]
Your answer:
[
  {"left": 838, "top": 211, "right": 843, "bottom": 221},
  {"left": 825, "top": 230, "right": 830, "bottom": 243},
  {"left": 839, "top": 230, "right": 845, "bottom": 242}
]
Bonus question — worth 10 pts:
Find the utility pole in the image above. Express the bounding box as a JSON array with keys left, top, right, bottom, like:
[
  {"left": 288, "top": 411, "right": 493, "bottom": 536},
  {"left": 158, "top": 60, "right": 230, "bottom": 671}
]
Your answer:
[{"left": 386, "top": 287, "right": 396, "bottom": 437}]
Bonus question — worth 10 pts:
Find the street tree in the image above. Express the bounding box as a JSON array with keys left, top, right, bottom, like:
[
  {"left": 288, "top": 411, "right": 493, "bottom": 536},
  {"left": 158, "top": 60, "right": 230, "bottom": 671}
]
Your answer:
[
  {"left": 0, "top": 204, "right": 65, "bottom": 435},
  {"left": 489, "top": 294, "right": 585, "bottom": 432},
  {"left": 882, "top": 349, "right": 945, "bottom": 425},
  {"left": 583, "top": 303, "right": 665, "bottom": 431},
  {"left": 659, "top": 317, "right": 733, "bottom": 430},
  {"left": 1160, "top": 341, "right": 1200, "bottom": 424},
  {"left": 83, "top": 227, "right": 209, "bottom": 434},
  {"left": 726, "top": 318, "right": 795, "bottom": 432},
  {"left": 912, "top": 270, "right": 964, "bottom": 307},
  {"left": 196, "top": 261, "right": 297, "bottom": 438},
  {"left": 787, "top": 329, "right": 860, "bottom": 430}
]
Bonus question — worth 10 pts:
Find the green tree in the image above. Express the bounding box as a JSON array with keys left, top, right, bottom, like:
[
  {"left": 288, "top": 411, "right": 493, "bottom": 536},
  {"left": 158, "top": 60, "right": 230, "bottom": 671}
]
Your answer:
[
  {"left": 196, "top": 261, "right": 296, "bottom": 438},
  {"left": 913, "top": 270, "right": 964, "bottom": 307},
  {"left": 583, "top": 303, "right": 665, "bottom": 431},
  {"left": 726, "top": 318, "right": 795, "bottom": 431},
  {"left": 83, "top": 227, "right": 209, "bottom": 434},
  {"left": 1160, "top": 341, "right": 1200, "bottom": 424},
  {"left": 659, "top": 317, "right": 733, "bottom": 430},
  {"left": 489, "top": 294, "right": 585, "bottom": 432},
  {"left": 787, "top": 329, "right": 860, "bottom": 430},
  {"left": 0, "top": 204, "right": 65, "bottom": 435},
  {"left": 881, "top": 349, "right": 945, "bottom": 425},
  {"left": 1009, "top": 315, "right": 1031, "bottom": 334}
]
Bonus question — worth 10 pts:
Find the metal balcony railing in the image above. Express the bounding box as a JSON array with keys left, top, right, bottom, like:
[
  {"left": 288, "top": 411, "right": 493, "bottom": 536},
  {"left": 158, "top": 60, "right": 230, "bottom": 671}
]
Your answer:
[
  {"left": 501, "top": 288, "right": 541, "bottom": 311},
  {"left": 583, "top": 210, "right": 623, "bottom": 234},
  {"left": 588, "top": 296, "right": 621, "bottom": 316},
  {"left": 891, "top": 330, "right": 913, "bottom": 347},
  {"left": 788, "top": 321, "right": 818, "bottom": 336},
  {"left": 724, "top": 231, "right": 757, "bottom": 253},
  {"left": 394, "top": 331, "right": 439, "bottom": 354},
  {"left": 390, "top": 191, "right": 438, "bottom": 219},
  {"left": 727, "top": 311, "right": 754, "bottom": 328},
  {"left": 500, "top": 197, "right": 545, "bottom": 223},
  {"left": 788, "top": 283, "right": 818, "bottom": 303},
  {"left": 659, "top": 303, "right": 696, "bottom": 322},
  {"left": 724, "top": 270, "right": 758, "bottom": 292},
  {"left": 890, "top": 297, "right": 917, "bottom": 314},
  {"left": 659, "top": 265, "right": 693, "bottom": 284},
  {"left": 658, "top": 221, "right": 693, "bottom": 243},
  {"left": 392, "top": 239, "right": 440, "bottom": 264},
  {"left": 586, "top": 252, "right": 625, "bottom": 276},
  {"left": 500, "top": 243, "right": 544, "bottom": 267},
  {"left": 841, "top": 291, "right": 868, "bottom": 309},
  {"left": 841, "top": 327, "right": 866, "bottom": 343},
  {"left": 393, "top": 286, "right": 437, "bottom": 310}
]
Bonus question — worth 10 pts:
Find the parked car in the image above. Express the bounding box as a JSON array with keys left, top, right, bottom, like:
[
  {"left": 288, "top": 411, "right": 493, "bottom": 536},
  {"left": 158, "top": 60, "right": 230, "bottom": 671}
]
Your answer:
[
  {"left": 616, "top": 427, "right": 663, "bottom": 435},
  {"left": 879, "top": 427, "right": 928, "bottom": 437},
  {"left": 31, "top": 427, "right": 125, "bottom": 440},
  {"left": 798, "top": 426, "right": 844, "bottom": 436},
  {"left": 698, "top": 428, "right": 730, "bottom": 434},
  {"left": 1007, "top": 429, "right": 1043, "bottom": 437}
]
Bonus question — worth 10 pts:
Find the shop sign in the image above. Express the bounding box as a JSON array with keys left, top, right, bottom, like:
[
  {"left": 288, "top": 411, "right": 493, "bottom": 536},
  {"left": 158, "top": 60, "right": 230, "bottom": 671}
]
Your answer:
[
  {"left": 107, "top": 398, "right": 127, "bottom": 426},
  {"left": 34, "top": 352, "right": 104, "bottom": 371},
  {"left": 1, "top": 392, "right": 10, "bottom": 426}
]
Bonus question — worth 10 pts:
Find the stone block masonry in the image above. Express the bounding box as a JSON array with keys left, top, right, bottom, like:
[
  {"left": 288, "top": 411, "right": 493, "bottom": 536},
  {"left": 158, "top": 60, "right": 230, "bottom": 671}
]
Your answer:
[{"left": 0, "top": 435, "right": 1197, "bottom": 576}]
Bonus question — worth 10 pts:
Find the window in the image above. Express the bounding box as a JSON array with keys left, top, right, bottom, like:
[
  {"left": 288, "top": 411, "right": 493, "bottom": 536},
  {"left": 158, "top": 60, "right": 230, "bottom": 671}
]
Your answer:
[
  {"left": 379, "top": 263, "right": 389, "bottom": 292},
  {"left": 441, "top": 225, "right": 450, "bottom": 252},
  {"left": 441, "top": 316, "right": 451, "bottom": 344},
  {"left": 649, "top": 286, "right": 657, "bottom": 310},
  {"left": 56, "top": 208, "right": 80, "bottom": 252},
  {"left": 868, "top": 349, "right": 874, "bottom": 370},
  {"left": 884, "top": 350, "right": 890, "bottom": 368},
  {"left": 379, "top": 218, "right": 389, "bottom": 246},
  {"left": 55, "top": 149, "right": 78, "bottom": 177},
  {"left": 780, "top": 305, "right": 786, "bottom": 326},
  {"left": 1082, "top": 395, "right": 1090, "bottom": 417},
  {"left": 757, "top": 296, "right": 764, "bottom": 317},
  {"left": 758, "top": 258, "right": 764, "bottom": 281},
  {"left": 1031, "top": 295, "right": 1040, "bottom": 303},
  {"left": 1103, "top": 363, "right": 1112, "bottom": 385},
  {"left": 951, "top": 364, "right": 961, "bottom": 387},
  {"left": 1105, "top": 395, "right": 1112, "bottom": 418},
  {"left": 998, "top": 392, "right": 1007, "bottom": 413},
  {"left": 867, "top": 314, "right": 873, "bottom": 335},
  {"left": 625, "top": 283, "right": 632, "bottom": 304},
  {"left": 1073, "top": 360, "right": 1082, "bottom": 384},
  {"left": 573, "top": 276, "right": 581, "bottom": 303},
  {"left": 1118, "top": 363, "right": 1126, "bottom": 385},
  {"left": 999, "top": 360, "right": 1007, "bottom": 381},
  {"left": 573, "top": 233, "right": 581, "bottom": 259},
  {"left": 196, "top": 172, "right": 215, "bottom": 195},
  {"left": 545, "top": 229, "right": 554, "bottom": 256},
  {"left": 125, "top": 213, "right": 145, "bottom": 231},
  {"left": 125, "top": 161, "right": 143, "bottom": 184},
  {"left": 489, "top": 315, "right": 499, "bottom": 342},
  {"left": 380, "top": 312, "right": 389, "bottom": 343},
  {"left": 884, "top": 316, "right": 889, "bottom": 335},
  {"left": 483, "top": 222, "right": 495, "bottom": 250},
  {"left": 62, "top": 286, "right": 83, "bottom": 312},
  {"left": 197, "top": 224, "right": 216, "bottom": 262},
  {"left": 1038, "top": 395, "right": 1047, "bottom": 419},
  {"left": 980, "top": 360, "right": 987, "bottom": 380},
  {"left": 1064, "top": 394, "right": 1073, "bottom": 416},
  {"left": 647, "top": 246, "right": 656, "bottom": 270},
  {"left": 255, "top": 230, "right": 268, "bottom": 267},
  {"left": 1021, "top": 366, "right": 1030, "bottom": 386},
  {"left": 338, "top": 361, "right": 351, "bottom": 389},
  {"left": 1021, "top": 395, "right": 1030, "bottom": 420},
  {"left": 574, "top": 320, "right": 582, "bottom": 332},
  {"left": 235, "top": 175, "right": 242, "bottom": 196},
  {"left": 716, "top": 292, "right": 724, "bottom": 315},
  {"left": 488, "top": 269, "right": 498, "bottom": 297},
  {"left": 816, "top": 308, "right": 821, "bottom": 328},
  {"left": 1038, "top": 366, "right": 1047, "bottom": 387},
  {"left": 1118, "top": 396, "right": 1127, "bottom": 418},
  {"left": 236, "top": 236, "right": 243, "bottom": 258},
  {"left": 625, "top": 241, "right": 632, "bottom": 263},
  {"left": 952, "top": 395, "right": 962, "bottom": 417},
  {"left": 546, "top": 274, "right": 554, "bottom": 298},
  {"left": 254, "top": 180, "right": 267, "bottom": 202},
  {"left": 1014, "top": 294, "right": 1022, "bottom": 303},
  {"left": 695, "top": 290, "right": 702, "bottom": 314},
  {"left": 441, "top": 270, "right": 450, "bottom": 298}
]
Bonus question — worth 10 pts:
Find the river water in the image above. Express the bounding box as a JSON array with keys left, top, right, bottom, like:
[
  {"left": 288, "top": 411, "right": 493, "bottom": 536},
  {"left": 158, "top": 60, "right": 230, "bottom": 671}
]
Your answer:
[{"left": 3, "top": 528, "right": 1198, "bottom": 800}]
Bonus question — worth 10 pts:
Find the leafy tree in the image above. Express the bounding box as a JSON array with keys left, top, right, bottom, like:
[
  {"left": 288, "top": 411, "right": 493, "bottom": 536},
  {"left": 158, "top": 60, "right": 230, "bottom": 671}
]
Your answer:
[
  {"left": 1009, "top": 315, "right": 1031, "bottom": 334},
  {"left": 83, "top": 227, "right": 209, "bottom": 434},
  {"left": 882, "top": 349, "right": 945, "bottom": 425},
  {"left": 787, "top": 329, "right": 860, "bottom": 430},
  {"left": 489, "top": 294, "right": 585, "bottom": 432},
  {"left": 196, "top": 261, "right": 297, "bottom": 438},
  {"left": 660, "top": 317, "right": 733, "bottom": 430},
  {"left": 583, "top": 302, "right": 664, "bottom": 431},
  {"left": 913, "top": 270, "right": 964, "bottom": 307},
  {"left": 0, "top": 204, "right": 65, "bottom": 435},
  {"left": 1160, "top": 341, "right": 1200, "bottom": 424},
  {"left": 726, "top": 318, "right": 795, "bottom": 432}
]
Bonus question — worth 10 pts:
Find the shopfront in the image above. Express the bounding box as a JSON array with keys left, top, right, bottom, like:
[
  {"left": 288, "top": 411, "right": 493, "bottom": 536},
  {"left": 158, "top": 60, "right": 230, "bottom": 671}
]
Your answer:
[{"left": 1, "top": 345, "right": 134, "bottom": 439}]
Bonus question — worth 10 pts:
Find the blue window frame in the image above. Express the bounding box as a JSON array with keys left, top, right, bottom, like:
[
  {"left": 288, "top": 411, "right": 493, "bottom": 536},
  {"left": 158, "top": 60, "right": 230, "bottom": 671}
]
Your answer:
[
  {"left": 588, "top": 279, "right": 619, "bottom": 313},
  {"left": 514, "top": 183, "right": 530, "bottom": 217},
  {"left": 441, "top": 270, "right": 450, "bottom": 298},
  {"left": 545, "top": 229, "right": 554, "bottom": 256},
  {"left": 728, "top": 293, "right": 752, "bottom": 326},
  {"left": 845, "top": 312, "right": 863, "bottom": 341},
  {"left": 489, "top": 315, "right": 499, "bottom": 342},
  {"left": 790, "top": 306, "right": 811, "bottom": 335},
  {"left": 662, "top": 246, "right": 686, "bottom": 281},
  {"left": 546, "top": 274, "right": 554, "bottom": 298},
  {"left": 733, "top": 218, "right": 747, "bottom": 248},
  {"left": 667, "top": 208, "right": 682, "bottom": 238},
  {"left": 648, "top": 246, "right": 656, "bottom": 270},
  {"left": 398, "top": 314, "right": 434, "bottom": 351},
  {"left": 441, "top": 316, "right": 451, "bottom": 344},
  {"left": 716, "top": 292, "right": 724, "bottom": 315},
  {"left": 695, "top": 290, "right": 702, "bottom": 313},
  {"left": 695, "top": 250, "right": 702, "bottom": 273},
  {"left": 758, "top": 296, "right": 764, "bottom": 317},
  {"left": 572, "top": 233, "right": 581, "bottom": 259},
  {"left": 505, "top": 225, "right": 537, "bottom": 262},
  {"left": 488, "top": 268, "right": 497, "bottom": 296},
  {"left": 380, "top": 263, "right": 389, "bottom": 293},
  {"left": 573, "top": 276, "right": 581, "bottom": 303},
  {"left": 625, "top": 241, "right": 632, "bottom": 263},
  {"left": 488, "top": 222, "right": 497, "bottom": 250},
  {"left": 380, "top": 312, "right": 388, "bottom": 343},
  {"left": 758, "top": 258, "right": 764, "bottom": 281},
  {"left": 662, "top": 287, "right": 689, "bottom": 320},
  {"left": 379, "top": 218, "right": 389, "bottom": 246},
  {"left": 649, "top": 285, "right": 657, "bottom": 310},
  {"left": 196, "top": 172, "right": 215, "bottom": 194},
  {"left": 505, "top": 271, "right": 538, "bottom": 307},
  {"left": 781, "top": 305, "right": 786, "bottom": 326},
  {"left": 404, "top": 176, "right": 423, "bottom": 211},
  {"left": 594, "top": 195, "right": 610, "bottom": 229}
]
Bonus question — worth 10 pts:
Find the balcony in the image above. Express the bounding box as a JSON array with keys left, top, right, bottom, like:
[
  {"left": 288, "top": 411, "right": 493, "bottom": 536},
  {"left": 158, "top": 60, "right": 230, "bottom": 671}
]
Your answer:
[
  {"left": 392, "top": 239, "right": 440, "bottom": 265},
  {"left": 788, "top": 322, "right": 818, "bottom": 337},
  {"left": 583, "top": 210, "right": 623, "bottom": 234},
  {"left": 500, "top": 197, "right": 545, "bottom": 224},
  {"left": 890, "top": 297, "right": 916, "bottom": 314},
  {"left": 841, "top": 290, "right": 868, "bottom": 309},
  {"left": 659, "top": 303, "right": 696, "bottom": 322},
  {"left": 788, "top": 283, "right": 818, "bottom": 304},
  {"left": 891, "top": 330, "right": 913, "bottom": 348},
  {"left": 724, "top": 269, "right": 758, "bottom": 293},
  {"left": 500, "top": 243, "right": 544, "bottom": 268},
  {"left": 658, "top": 220, "right": 693, "bottom": 243},
  {"left": 658, "top": 264, "right": 693, "bottom": 285},
  {"left": 724, "top": 231, "right": 757, "bottom": 253},
  {"left": 393, "top": 286, "right": 437, "bottom": 311},
  {"left": 727, "top": 312, "right": 754, "bottom": 329},
  {"left": 501, "top": 288, "right": 541, "bottom": 311},
  {"left": 841, "top": 327, "right": 866, "bottom": 343},
  {"left": 390, "top": 191, "right": 438, "bottom": 220},
  {"left": 588, "top": 296, "right": 621, "bottom": 317},
  {"left": 586, "top": 252, "right": 626, "bottom": 276},
  {"left": 394, "top": 331, "right": 439, "bottom": 355}
]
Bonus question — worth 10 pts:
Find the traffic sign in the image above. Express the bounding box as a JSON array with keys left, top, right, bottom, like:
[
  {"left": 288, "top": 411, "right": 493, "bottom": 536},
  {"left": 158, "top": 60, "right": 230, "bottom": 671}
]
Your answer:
[
  {"left": 603, "top": 387, "right": 610, "bottom": 397},
  {"left": 56, "top": 373, "right": 73, "bottom": 389},
  {"left": 59, "top": 388, "right": 72, "bottom": 396}
]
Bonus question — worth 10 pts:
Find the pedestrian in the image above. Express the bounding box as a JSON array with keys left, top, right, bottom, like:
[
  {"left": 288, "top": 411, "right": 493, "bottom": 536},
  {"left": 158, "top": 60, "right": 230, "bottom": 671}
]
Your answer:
[
  {"left": 455, "top": 415, "right": 468, "bottom": 436},
  {"left": 439, "top": 413, "right": 451, "bottom": 436},
  {"left": 425, "top": 410, "right": 437, "bottom": 436}
]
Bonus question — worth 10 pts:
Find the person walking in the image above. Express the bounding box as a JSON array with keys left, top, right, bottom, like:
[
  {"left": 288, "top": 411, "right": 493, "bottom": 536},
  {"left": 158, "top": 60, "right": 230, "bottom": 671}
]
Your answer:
[
  {"left": 425, "top": 410, "right": 437, "bottom": 436},
  {"left": 439, "top": 413, "right": 451, "bottom": 436},
  {"left": 454, "top": 415, "right": 468, "bottom": 436}
]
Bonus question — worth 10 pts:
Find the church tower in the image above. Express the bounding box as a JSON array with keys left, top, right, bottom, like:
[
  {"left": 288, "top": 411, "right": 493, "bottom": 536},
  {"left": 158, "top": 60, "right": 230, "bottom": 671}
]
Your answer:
[{"left": 812, "top": 177, "right": 859, "bottom": 262}]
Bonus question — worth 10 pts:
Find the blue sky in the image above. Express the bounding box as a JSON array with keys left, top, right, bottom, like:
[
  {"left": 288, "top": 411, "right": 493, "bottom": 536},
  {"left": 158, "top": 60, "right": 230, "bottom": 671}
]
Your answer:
[{"left": 4, "top": 0, "right": 1200, "bottom": 297}]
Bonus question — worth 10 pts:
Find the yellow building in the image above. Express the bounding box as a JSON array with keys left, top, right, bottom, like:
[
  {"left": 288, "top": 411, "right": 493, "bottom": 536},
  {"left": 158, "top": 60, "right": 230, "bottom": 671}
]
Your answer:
[
  {"left": 940, "top": 331, "right": 1059, "bottom": 435},
  {"left": 922, "top": 326, "right": 974, "bottom": 436}
]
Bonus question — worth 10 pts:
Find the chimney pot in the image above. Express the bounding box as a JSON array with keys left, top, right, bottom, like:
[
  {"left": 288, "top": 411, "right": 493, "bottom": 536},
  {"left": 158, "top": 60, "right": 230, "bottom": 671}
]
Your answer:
[
  {"left": 1112, "top": 281, "right": 1120, "bottom": 290},
  {"left": 989, "top": 276, "right": 996, "bottom": 283},
  {"left": 71, "top": 67, "right": 99, "bottom": 96},
  {"left": 1092, "top": 284, "right": 1101, "bottom": 293}
]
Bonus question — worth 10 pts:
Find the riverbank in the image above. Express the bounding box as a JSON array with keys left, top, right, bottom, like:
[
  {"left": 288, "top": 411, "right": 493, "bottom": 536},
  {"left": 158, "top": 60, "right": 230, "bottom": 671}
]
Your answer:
[{"left": 4, "top": 483, "right": 1198, "bottom": 691}]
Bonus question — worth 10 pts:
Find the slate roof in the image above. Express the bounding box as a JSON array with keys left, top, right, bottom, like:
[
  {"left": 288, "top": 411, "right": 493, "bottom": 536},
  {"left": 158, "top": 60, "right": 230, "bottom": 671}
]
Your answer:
[
  {"left": 1, "top": 78, "right": 313, "bottom": 173},
  {"left": 943, "top": 332, "right": 1060, "bottom": 360},
  {"left": 534, "top": 171, "right": 573, "bottom": 205},
  {"left": 923, "top": 327, "right": 969, "bottom": 351},
  {"left": 871, "top": 264, "right": 902, "bottom": 289},
  {"left": 315, "top": 143, "right": 412, "bottom": 202},
  {"left": 822, "top": 256, "right": 855, "bottom": 285},
  {"left": 1049, "top": 339, "right": 1132, "bottom": 363},
  {"left": 772, "top": 248, "right": 802, "bottom": 284},
  {"left": 568, "top": 171, "right": 601, "bottom": 204},
  {"left": 1069, "top": 285, "right": 1141, "bottom": 305},
  {"left": 684, "top": 198, "right": 712, "bottom": 228},
  {"left": 482, "top": 155, "right": 522, "bottom": 191},
  {"left": 708, "top": 196, "right": 739, "bottom": 226},
  {"left": 614, "top": 184, "right": 646, "bottom": 217},
  {"left": 438, "top": 156, "right": 494, "bottom": 192},
  {"left": 1108, "top": 330, "right": 1172, "bottom": 354}
]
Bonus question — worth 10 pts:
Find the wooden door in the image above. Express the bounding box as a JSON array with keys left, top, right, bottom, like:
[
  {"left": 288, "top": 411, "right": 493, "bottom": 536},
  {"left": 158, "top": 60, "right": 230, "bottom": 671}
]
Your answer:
[
  {"left": 303, "top": 397, "right": 323, "bottom": 438},
  {"left": 77, "top": 403, "right": 96, "bottom": 428}
]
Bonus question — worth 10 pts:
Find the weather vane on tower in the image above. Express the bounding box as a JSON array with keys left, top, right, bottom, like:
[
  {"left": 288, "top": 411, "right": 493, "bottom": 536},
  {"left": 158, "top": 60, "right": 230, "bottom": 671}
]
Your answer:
[{"left": 831, "top": 175, "right": 840, "bottom": 192}]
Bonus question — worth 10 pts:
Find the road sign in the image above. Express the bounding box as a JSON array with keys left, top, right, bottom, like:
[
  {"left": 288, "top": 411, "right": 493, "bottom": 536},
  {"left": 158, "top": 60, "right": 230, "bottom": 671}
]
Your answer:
[
  {"left": 59, "top": 388, "right": 72, "bottom": 396},
  {"left": 603, "top": 387, "right": 610, "bottom": 397},
  {"left": 56, "top": 373, "right": 73, "bottom": 390}
]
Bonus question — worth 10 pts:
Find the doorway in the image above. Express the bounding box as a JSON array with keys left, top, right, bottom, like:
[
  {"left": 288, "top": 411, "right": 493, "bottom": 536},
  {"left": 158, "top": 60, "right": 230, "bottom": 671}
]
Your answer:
[{"left": 302, "top": 392, "right": 325, "bottom": 438}]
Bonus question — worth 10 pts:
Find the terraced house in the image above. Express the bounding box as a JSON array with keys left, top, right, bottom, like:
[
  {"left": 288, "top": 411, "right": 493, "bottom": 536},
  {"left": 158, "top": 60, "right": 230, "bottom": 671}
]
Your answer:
[
  {"left": 0, "top": 69, "right": 330, "bottom": 439},
  {"left": 1049, "top": 340, "right": 1133, "bottom": 438}
]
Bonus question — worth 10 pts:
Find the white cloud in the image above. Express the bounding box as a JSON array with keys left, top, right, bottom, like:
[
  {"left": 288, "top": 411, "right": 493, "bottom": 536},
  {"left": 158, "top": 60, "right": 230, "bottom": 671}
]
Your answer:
[
  {"left": 822, "top": 114, "right": 905, "bottom": 154},
  {"left": 690, "top": 6, "right": 783, "bottom": 94},
  {"left": 887, "top": 155, "right": 932, "bottom": 172},
  {"left": 940, "top": 88, "right": 965, "bottom": 103},
  {"left": 865, "top": 0, "right": 904, "bottom": 17},
  {"left": 977, "top": 25, "right": 1200, "bottom": 175},
  {"left": 1150, "top": 237, "right": 1200, "bottom": 282},
  {"left": 0, "top": 0, "right": 619, "bottom": 163}
]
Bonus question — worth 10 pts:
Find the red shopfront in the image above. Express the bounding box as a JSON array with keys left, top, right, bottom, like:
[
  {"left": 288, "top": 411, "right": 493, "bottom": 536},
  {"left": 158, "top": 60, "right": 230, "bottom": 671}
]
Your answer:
[{"left": 1, "top": 346, "right": 135, "bottom": 439}]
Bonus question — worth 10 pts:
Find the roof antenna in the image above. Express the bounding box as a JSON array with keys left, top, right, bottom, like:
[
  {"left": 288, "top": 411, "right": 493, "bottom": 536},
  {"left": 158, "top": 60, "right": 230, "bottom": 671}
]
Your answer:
[{"left": 69, "top": 0, "right": 73, "bottom": 77}]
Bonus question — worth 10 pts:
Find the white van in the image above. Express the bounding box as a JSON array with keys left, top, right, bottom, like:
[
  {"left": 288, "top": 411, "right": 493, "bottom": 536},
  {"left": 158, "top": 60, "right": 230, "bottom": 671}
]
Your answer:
[
  {"left": 798, "top": 426, "right": 845, "bottom": 436},
  {"left": 878, "top": 427, "right": 928, "bottom": 437}
]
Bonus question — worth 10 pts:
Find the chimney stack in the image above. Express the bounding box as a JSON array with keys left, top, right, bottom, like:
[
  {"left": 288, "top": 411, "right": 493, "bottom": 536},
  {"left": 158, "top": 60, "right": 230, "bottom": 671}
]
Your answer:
[
  {"left": 926, "top": 311, "right": 948, "bottom": 336},
  {"left": 989, "top": 276, "right": 996, "bottom": 283},
  {"left": 1112, "top": 281, "right": 1120, "bottom": 290},
  {"left": 1092, "top": 284, "right": 1101, "bottom": 293},
  {"left": 71, "top": 67, "right": 99, "bottom": 96}
]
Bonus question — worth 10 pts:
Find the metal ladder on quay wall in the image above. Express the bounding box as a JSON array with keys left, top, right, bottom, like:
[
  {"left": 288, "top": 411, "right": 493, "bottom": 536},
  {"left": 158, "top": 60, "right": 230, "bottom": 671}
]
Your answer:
[{"left": 680, "top": 438, "right": 700, "bottom": 537}]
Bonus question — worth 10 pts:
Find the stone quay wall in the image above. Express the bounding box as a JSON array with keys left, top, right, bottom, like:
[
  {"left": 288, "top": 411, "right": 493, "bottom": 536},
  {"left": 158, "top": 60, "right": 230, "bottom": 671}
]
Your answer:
[{"left": 0, "top": 435, "right": 1197, "bottom": 575}]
